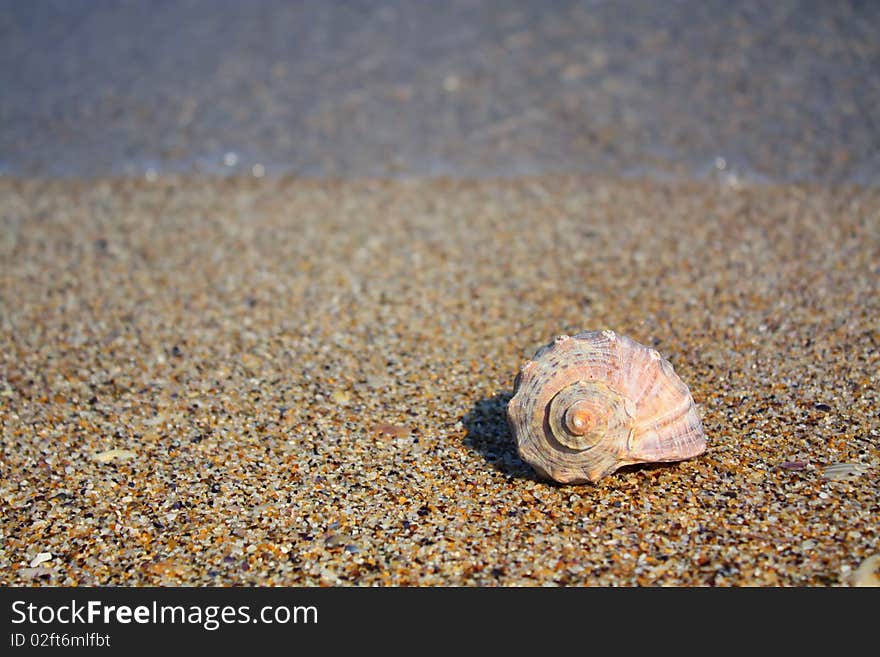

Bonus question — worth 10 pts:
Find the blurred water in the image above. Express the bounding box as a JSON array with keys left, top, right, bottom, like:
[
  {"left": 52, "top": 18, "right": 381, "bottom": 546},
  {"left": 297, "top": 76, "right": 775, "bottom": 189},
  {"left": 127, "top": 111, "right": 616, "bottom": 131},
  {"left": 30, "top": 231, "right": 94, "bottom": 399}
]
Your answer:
[{"left": 1, "top": 0, "right": 878, "bottom": 183}]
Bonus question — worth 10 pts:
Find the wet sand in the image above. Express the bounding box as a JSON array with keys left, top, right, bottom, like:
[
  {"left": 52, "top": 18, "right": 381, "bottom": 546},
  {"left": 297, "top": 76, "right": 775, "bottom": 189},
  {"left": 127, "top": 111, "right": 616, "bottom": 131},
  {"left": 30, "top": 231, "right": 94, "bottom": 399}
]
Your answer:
[{"left": 1, "top": 175, "right": 877, "bottom": 585}]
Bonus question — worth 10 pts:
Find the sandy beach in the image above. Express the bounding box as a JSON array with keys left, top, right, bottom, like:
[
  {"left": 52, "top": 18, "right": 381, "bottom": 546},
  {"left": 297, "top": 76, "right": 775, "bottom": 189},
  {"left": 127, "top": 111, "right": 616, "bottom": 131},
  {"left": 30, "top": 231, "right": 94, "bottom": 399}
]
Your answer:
[{"left": 1, "top": 175, "right": 877, "bottom": 586}]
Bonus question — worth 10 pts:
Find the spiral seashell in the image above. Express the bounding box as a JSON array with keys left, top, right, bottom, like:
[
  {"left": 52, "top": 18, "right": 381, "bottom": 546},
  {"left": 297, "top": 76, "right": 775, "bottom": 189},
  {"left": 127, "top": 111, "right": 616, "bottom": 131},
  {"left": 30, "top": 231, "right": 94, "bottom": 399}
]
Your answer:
[{"left": 507, "top": 330, "right": 706, "bottom": 484}]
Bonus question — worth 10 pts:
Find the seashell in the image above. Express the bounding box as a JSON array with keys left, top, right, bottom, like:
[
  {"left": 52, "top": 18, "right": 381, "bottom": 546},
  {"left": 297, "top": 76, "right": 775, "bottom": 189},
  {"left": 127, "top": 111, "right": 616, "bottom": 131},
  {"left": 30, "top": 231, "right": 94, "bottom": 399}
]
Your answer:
[{"left": 507, "top": 329, "right": 706, "bottom": 484}]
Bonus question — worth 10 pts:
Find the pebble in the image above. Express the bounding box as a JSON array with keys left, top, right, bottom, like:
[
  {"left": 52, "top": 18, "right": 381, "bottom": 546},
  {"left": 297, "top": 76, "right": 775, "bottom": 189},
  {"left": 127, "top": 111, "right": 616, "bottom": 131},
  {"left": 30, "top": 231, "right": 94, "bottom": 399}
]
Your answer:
[
  {"left": 93, "top": 449, "right": 138, "bottom": 463},
  {"left": 372, "top": 423, "right": 410, "bottom": 440},
  {"left": 29, "top": 552, "right": 52, "bottom": 568},
  {"left": 18, "top": 567, "right": 52, "bottom": 581},
  {"left": 822, "top": 463, "right": 868, "bottom": 481},
  {"left": 849, "top": 555, "right": 880, "bottom": 587}
]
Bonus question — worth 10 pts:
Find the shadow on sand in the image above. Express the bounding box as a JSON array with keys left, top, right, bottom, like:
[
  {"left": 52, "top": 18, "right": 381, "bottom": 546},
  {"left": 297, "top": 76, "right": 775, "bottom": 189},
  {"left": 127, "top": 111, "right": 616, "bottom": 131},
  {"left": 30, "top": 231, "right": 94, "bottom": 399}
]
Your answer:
[{"left": 461, "top": 391, "right": 541, "bottom": 482}]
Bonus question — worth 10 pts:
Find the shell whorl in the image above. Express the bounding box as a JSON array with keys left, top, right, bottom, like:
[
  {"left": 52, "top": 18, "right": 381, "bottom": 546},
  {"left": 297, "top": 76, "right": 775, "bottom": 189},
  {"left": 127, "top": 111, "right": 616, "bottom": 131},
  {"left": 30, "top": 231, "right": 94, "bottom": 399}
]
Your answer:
[
  {"left": 507, "top": 330, "right": 706, "bottom": 484},
  {"left": 547, "top": 380, "right": 630, "bottom": 451}
]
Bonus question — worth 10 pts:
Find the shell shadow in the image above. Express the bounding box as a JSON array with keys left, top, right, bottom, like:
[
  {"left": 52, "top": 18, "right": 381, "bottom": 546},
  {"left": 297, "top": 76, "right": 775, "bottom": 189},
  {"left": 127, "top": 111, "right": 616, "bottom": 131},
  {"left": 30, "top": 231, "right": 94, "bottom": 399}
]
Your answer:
[{"left": 462, "top": 392, "right": 540, "bottom": 481}]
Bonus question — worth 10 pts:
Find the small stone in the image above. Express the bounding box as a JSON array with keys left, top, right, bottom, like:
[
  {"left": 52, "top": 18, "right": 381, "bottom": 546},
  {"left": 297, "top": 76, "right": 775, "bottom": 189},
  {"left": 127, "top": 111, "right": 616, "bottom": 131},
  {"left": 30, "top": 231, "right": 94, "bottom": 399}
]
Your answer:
[
  {"left": 18, "top": 567, "right": 52, "bottom": 580},
  {"left": 372, "top": 423, "right": 410, "bottom": 439},
  {"left": 849, "top": 555, "right": 880, "bottom": 587},
  {"left": 143, "top": 559, "right": 185, "bottom": 578},
  {"left": 94, "top": 449, "right": 138, "bottom": 463},
  {"left": 822, "top": 463, "right": 868, "bottom": 481},
  {"left": 331, "top": 389, "right": 351, "bottom": 405},
  {"left": 29, "top": 552, "right": 52, "bottom": 568}
]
